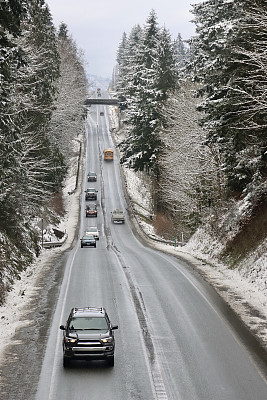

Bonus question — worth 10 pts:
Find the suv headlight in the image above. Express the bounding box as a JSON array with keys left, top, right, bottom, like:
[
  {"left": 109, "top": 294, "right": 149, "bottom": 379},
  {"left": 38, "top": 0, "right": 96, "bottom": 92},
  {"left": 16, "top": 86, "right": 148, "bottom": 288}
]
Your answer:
[
  {"left": 101, "top": 337, "right": 113, "bottom": 343},
  {"left": 64, "top": 337, "right": 77, "bottom": 344}
]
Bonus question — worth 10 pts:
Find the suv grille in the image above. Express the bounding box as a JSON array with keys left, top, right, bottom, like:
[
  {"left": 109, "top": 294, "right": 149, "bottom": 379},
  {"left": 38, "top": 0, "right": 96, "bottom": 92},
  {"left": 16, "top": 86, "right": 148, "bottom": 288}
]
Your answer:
[{"left": 77, "top": 339, "right": 102, "bottom": 347}]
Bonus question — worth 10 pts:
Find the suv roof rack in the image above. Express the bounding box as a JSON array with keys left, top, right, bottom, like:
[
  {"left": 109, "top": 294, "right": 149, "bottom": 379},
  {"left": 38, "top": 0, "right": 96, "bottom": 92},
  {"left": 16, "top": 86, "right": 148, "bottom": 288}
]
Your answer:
[{"left": 73, "top": 307, "right": 105, "bottom": 314}]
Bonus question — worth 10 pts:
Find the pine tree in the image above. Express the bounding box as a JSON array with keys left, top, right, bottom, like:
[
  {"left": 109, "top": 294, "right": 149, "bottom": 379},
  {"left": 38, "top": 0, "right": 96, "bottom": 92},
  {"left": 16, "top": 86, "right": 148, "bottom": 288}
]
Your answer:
[
  {"left": 124, "top": 10, "right": 161, "bottom": 173},
  {"left": 115, "top": 31, "right": 128, "bottom": 109},
  {"left": 0, "top": 0, "right": 62, "bottom": 284},
  {"left": 174, "top": 33, "right": 188, "bottom": 72},
  {"left": 189, "top": 0, "right": 267, "bottom": 194},
  {"left": 118, "top": 10, "right": 178, "bottom": 174},
  {"left": 0, "top": 0, "right": 28, "bottom": 235},
  {"left": 156, "top": 27, "right": 178, "bottom": 101},
  {"left": 0, "top": 1, "right": 87, "bottom": 291},
  {"left": 226, "top": 0, "right": 267, "bottom": 193},
  {"left": 13, "top": 0, "right": 62, "bottom": 208},
  {"left": 58, "top": 22, "right": 68, "bottom": 39}
]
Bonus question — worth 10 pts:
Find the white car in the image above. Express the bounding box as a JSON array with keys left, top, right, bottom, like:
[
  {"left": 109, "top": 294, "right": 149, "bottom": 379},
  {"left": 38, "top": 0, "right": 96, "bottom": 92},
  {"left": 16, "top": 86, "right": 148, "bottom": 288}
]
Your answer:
[{"left": 85, "top": 226, "right": 99, "bottom": 240}]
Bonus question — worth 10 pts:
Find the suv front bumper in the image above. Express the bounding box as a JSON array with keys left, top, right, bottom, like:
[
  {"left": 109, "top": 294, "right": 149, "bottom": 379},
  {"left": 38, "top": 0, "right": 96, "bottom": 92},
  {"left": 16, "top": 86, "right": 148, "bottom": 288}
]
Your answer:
[{"left": 64, "top": 344, "right": 114, "bottom": 360}]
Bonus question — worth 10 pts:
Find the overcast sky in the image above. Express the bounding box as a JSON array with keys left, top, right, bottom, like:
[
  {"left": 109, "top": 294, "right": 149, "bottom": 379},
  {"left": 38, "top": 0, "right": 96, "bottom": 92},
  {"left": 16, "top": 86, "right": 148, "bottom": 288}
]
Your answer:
[{"left": 45, "top": 0, "right": 197, "bottom": 79}]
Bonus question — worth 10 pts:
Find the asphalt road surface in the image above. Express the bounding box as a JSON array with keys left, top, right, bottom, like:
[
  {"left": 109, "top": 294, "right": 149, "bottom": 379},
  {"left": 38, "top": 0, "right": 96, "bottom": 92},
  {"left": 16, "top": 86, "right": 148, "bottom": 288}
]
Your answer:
[{"left": 1, "top": 100, "right": 266, "bottom": 400}]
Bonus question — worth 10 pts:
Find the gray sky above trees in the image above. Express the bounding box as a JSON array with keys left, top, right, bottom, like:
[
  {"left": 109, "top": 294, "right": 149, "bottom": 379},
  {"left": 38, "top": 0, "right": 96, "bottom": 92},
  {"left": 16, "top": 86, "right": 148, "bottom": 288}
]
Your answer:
[{"left": 45, "top": 0, "right": 197, "bottom": 78}]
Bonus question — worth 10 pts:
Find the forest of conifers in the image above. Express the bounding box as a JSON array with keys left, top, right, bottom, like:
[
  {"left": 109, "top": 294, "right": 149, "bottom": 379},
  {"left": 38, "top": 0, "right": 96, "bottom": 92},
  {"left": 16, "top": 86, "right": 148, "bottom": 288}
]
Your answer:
[
  {"left": 0, "top": 1, "right": 266, "bottom": 300},
  {"left": 114, "top": 3, "right": 266, "bottom": 251},
  {"left": 0, "top": 1, "right": 87, "bottom": 299}
]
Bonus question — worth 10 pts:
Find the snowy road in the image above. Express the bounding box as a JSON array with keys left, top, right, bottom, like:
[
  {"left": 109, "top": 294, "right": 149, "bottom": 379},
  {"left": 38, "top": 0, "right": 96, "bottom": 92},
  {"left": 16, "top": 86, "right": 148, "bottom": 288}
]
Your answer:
[{"left": 1, "top": 100, "right": 266, "bottom": 399}]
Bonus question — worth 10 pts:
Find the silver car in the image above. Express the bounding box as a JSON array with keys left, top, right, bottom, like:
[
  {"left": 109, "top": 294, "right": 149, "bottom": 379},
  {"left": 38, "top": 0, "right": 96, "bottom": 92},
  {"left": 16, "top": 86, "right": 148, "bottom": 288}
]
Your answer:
[
  {"left": 85, "top": 226, "right": 100, "bottom": 240},
  {"left": 80, "top": 235, "right": 96, "bottom": 248}
]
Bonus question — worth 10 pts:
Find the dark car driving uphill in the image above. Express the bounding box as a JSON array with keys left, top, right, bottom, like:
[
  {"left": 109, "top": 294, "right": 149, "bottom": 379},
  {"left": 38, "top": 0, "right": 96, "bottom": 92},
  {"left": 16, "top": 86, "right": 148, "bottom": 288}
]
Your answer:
[
  {"left": 60, "top": 307, "right": 118, "bottom": 367},
  {"left": 85, "top": 188, "right": 97, "bottom": 201}
]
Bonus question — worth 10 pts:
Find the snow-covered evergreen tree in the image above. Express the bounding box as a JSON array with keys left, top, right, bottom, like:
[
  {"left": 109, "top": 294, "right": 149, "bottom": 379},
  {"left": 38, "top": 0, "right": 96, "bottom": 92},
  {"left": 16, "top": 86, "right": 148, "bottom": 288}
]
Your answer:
[
  {"left": 117, "top": 10, "right": 178, "bottom": 174},
  {"left": 156, "top": 27, "right": 178, "bottom": 101},
  {"left": 0, "top": 1, "right": 87, "bottom": 291},
  {"left": 116, "top": 31, "right": 127, "bottom": 69},
  {"left": 189, "top": 0, "right": 267, "bottom": 195},
  {"left": 0, "top": 0, "right": 25, "bottom": 200},
  {"left": 227, "top": 0, "right": 267, "bottom": 194},
  {"left": 115, "top": 31, "right": 129, "bottom": 108},
  {"left": 15, "top": 0, "right": 63, "bottom": 189},
  {"left": 0, "top": 0, "right": 61, "bottom": 236},
  {"left": 174, "top": 32, "right": 188, "bottom": 72}
]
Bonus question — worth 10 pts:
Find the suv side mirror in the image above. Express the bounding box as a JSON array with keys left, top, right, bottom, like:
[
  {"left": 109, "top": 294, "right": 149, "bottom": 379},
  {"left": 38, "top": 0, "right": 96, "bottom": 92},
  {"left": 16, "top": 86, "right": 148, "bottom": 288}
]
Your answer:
[
  {"left": 111, "top": 325, "right": 118, "bottom": 330},
  {"left": 60, "top": 325, "right": 66, "bottom": 330}
]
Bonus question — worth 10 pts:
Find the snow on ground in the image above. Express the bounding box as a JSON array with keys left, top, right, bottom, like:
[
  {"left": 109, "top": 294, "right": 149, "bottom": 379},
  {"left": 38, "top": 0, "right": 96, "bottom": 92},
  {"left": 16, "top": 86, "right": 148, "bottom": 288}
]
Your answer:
[
  {"left": 123, "top": 167, "right": 154, "bottom": 220},
  {"left": 182, "top": 230, "right": 267, "bottom": 346}
]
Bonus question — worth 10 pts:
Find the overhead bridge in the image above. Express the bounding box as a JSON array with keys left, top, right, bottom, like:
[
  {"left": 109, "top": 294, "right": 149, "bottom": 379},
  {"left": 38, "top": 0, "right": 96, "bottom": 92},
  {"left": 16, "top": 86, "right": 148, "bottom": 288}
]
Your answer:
[{"left": 85, "top": 98, "right": 119, "bottom": 106}]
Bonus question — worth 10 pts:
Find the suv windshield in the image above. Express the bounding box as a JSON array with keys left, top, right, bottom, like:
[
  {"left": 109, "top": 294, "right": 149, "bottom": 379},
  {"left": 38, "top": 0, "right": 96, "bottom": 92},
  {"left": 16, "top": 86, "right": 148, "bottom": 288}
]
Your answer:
[{"left": 69, "top": 317, "right": 108, "bottom": 330}]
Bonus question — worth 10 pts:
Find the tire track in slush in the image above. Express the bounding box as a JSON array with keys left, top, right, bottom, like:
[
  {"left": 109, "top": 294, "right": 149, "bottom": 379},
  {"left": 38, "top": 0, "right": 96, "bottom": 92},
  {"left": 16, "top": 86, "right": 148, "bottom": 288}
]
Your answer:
[
  {"left": 111, "top": 243, "right": 169, "bottom": 400},
  {"left": 96, "top": 106, "right": 169, "bottom": 399},
  {"left": 99, "top": 162, "right": 168, "bottom": 397}
]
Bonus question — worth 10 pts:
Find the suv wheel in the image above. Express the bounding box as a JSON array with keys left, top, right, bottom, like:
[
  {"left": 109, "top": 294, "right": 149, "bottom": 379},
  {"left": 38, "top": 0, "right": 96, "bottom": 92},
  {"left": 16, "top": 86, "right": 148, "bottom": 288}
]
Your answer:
[
  {"left": 63, "top": 356, "right": 71, "bottom": 368},
  {"left": 107, "top": 356, "right": 114, "bottom": 367}
]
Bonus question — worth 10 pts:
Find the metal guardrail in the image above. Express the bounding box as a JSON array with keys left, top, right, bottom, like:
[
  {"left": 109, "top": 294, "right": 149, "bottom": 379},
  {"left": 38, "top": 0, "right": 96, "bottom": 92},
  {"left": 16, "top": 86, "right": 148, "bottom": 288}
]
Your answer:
[
  {"left": 119, "top": 164, "right": 185, "bottom": 247},
  {"left": 42, "top": 232, "right": 68, "bottom": 248}
]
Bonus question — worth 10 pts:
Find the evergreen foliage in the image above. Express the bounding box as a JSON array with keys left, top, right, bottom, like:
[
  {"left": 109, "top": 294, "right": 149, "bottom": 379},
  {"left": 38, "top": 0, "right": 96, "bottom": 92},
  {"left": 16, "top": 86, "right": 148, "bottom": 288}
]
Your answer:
[
  {"left": 189, "top": 0, "right": 267, "bottom": 195},
  {"left": 116, "top": 10, "right": 178, "bottom": 174},
  {"left": 173, "top": 33, "right": 188, "bottom": 71},
  {"left": 115, "top": 2, "right": 266, "bottom": 239},
  {"left": 0, "top": 1, "right": 87, "bottom": 291}
]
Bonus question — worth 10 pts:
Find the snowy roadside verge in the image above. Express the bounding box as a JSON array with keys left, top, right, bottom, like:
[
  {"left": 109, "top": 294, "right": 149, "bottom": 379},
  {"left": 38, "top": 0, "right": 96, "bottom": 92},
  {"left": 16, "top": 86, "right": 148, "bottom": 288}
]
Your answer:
[
  {"left": 152, "top": 236, "right": 266, "bottom": 347},
  {"left": 0, "top": 135, "right": 84, "bottom": 363}
]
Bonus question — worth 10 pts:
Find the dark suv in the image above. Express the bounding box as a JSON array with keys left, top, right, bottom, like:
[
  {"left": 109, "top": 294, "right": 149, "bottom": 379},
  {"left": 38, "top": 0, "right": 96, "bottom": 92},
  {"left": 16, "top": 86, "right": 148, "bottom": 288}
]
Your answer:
[
  {"left": 60, "top": 307, "right": 118, "bottom": 367},
  {"left": 87, "top": 172, "right": 97, "bottom": 182},
  {"left": 85, "top": 188, "right": 97, "bottom": 201}
]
